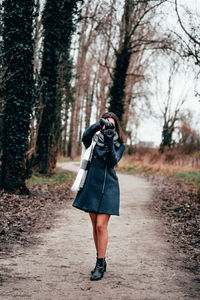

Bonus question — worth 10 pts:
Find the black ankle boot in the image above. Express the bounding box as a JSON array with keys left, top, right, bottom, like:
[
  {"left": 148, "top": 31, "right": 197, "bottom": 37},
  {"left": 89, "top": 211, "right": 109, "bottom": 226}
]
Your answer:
[
  {"left": 90, "top": 258, "right": 105, "bottom": 281},
  {"left": 91, "top": 256, "right": 107, "bottom": 274}
]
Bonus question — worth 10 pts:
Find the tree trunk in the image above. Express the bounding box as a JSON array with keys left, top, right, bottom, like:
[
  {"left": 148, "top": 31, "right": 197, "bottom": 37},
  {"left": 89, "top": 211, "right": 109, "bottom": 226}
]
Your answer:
[
  {"left": 70, "top": 1, "right": 99, "bottom": 158},
  {"left": 36, "top": 0, "right": 78, "bottom": 173},
  {"left": 0, "top": 6, "right": 3, "bottom": 153},
  {"left": 1, "top": 0, "right": 34, "bottom": 193},
  {"left": 70, "top": 47, "right": 87, "bottom": 159},
  {"left": 109, "top": 0, "right": 133, "bottom": 124}
]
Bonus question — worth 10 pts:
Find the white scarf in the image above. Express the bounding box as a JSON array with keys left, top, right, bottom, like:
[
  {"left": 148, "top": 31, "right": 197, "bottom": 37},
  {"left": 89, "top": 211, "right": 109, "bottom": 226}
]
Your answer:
[{"left": 71, "top": 132, "right": 99, "bottom": 192}]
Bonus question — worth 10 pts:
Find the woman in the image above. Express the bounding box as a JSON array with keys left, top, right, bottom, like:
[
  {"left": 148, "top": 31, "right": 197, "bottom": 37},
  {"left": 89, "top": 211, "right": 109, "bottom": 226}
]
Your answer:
[{"left": 72, "top": 112, "right": 125, "bottom": 281}]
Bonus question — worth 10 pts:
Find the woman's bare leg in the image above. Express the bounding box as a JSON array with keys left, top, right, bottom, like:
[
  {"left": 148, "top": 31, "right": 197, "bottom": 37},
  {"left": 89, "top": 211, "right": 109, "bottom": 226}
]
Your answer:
[
  {"left": 89, "top": 213, "right": 98, "bottom": 252},
  {"left": 96, "top": 214, "right": 110, "bottom": 258}
]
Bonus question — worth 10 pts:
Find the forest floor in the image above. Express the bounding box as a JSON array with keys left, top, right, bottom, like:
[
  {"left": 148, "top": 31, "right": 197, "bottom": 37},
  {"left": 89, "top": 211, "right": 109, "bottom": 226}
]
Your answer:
[{"left": 0, "top": 161, "right": 199, "bottom": 299}]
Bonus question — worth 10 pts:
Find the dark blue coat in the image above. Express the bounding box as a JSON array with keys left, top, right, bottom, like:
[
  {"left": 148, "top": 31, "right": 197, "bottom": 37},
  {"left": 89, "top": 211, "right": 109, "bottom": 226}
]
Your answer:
[{"left": 72, "top": 121, "right": 125, "bottom": 216}]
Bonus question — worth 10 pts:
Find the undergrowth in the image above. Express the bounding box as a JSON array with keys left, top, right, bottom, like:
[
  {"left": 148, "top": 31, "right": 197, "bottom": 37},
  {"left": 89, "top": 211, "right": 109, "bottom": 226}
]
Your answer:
[{"left": 27, "top": 169, "right": 75, "bottom": 186}]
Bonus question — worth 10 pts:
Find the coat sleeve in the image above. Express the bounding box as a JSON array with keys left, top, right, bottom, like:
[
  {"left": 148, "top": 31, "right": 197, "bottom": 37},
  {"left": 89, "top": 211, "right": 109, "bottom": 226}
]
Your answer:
[
  {"left": 82, "top": 121, "right": 102, "bottom": 148},
  {"left": 106, "top": 141, "right": 125, "bottom": 168}
]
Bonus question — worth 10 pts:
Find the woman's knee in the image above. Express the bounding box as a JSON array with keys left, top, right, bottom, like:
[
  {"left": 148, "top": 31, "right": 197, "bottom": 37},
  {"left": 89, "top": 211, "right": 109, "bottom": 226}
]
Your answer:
[
  {"left": 96, "top": 214, "right": 110, "bottom": 233},
  {"left": 96, "top": 223, "right": 106, "bottom": 234}
]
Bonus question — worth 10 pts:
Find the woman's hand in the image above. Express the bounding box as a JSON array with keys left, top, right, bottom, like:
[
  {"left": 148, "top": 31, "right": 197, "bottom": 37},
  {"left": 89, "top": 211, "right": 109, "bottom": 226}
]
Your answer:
[
  {"left": 102, "top": 128, "right": 115, "bottom": 141},
  {"left": 99, "top": 118, "right": 107, "bottom": 128},
  {"left": 99, "top": 118, "right": 115, "bottom": 129}
]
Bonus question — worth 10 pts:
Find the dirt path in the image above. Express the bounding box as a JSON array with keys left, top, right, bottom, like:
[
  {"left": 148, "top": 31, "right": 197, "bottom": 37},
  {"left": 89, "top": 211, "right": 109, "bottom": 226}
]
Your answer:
[{"left": 0, "top": 162, "right": 198, "bottom": 300}]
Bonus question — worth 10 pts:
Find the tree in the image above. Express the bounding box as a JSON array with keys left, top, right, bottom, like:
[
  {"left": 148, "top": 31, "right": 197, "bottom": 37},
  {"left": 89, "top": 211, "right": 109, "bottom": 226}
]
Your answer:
[
  {"left": 176, "top": 118, "right": 200, "bottom": 154},
  {"left": 35, "top": 0, "right": 80, "bottom": 173},
  {"left": 57, "top": 55, "right": 74, "bottom": 157},
  {"left": 0, "top": 2, "right": 3, "bottom": 152},
  {"left": 27, "top": 0, "right": 43, "bottom": 160},
  {"left": 0, "top": 0, "right": 34, "bottom": 193},
  {"left": 158, "top": 59, "right": 190, "bottom": 152},
  {"left": 70, "top": 0, "right": 99, "bottom": 159},
  {"left": 122, "top": 47, "right": 151, "bottom": 143}
]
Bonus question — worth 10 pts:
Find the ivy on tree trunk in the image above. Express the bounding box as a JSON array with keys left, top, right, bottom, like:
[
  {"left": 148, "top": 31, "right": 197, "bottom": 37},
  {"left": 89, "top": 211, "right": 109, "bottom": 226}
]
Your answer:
[
  {"left": 36, "top": 0, "right": 80, "bottom": 174},
  {"left": 159, "top": 121, "right": 175, "bottom": 153},
  {"left": 1, "top": 0, "right": 34, "bottom": 194},
  {"left": 108, "top": 0, "right": 133, "bottom": 125},
  {"left": 109, "top": 47, "right": 131, "bottom": 123}
]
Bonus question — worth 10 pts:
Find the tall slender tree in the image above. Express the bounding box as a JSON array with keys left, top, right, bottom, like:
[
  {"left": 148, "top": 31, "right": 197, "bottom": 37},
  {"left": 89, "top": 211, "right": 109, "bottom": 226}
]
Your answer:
[
  {"left": 0, "top": 0, "right": 34, "bottom": 193},
  {"left": 70, "top": 0, "right": 98, "bottom": 159}
]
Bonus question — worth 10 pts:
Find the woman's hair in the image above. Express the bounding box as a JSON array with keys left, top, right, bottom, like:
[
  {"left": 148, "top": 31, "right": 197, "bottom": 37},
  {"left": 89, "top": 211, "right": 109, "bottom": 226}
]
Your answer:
[{"left": 101, "top": 112, "right": 124, "bottom": 144}]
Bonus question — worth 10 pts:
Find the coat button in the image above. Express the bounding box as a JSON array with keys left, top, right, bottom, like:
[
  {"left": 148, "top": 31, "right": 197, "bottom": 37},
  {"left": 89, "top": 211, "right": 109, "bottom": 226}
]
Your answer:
[
  {"left": 94, "top": 155, "right": 97, "bottom": 159},
  {"left": 103, "top": 157, "right": 106, "bottom": 160}
]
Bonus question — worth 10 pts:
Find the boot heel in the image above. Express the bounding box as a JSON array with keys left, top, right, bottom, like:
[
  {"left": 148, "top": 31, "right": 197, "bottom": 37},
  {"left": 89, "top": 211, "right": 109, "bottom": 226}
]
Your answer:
[{"left": 104, "top": 263, "right": 107, "bottom": 272}]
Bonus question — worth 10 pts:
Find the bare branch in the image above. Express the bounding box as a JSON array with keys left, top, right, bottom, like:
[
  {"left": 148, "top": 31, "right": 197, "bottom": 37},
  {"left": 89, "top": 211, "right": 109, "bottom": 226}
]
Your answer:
[
  {"left": 129, "top": 0, "right": 167, "bottom": 39},
  {"left": 175, "top": 0, "right": 200, "bottom": 46}
]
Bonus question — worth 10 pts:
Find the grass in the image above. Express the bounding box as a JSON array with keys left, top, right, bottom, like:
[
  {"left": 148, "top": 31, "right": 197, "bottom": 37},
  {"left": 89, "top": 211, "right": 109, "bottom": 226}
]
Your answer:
[
  {"left": 173, "top": 171, "right": 200, "bottom": 188},
  {"left": 117, "top": 155, "right": 200, "bottom": 188},
  {"left": 27, "top": 169, "right": 76, "bottom": 186}
]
